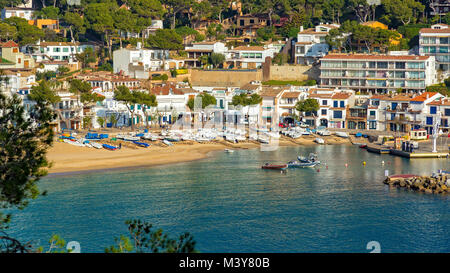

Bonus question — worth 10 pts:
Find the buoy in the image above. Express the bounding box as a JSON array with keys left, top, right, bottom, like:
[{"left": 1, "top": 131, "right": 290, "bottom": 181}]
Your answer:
[
  {"left": 381, "top": 161, "right": 385, "bottom": 165},
  {"left": 345, "top": 163, "right": 348, "bottom": 167},
  {"left": 317, "top": 169, "right": 320, "bottom": 172},
  {"left": 326, "top": 165, "right": 328, "bottom": 169},
  {"left": 363, "top": 161, "right": 366, "bottom": 166}
]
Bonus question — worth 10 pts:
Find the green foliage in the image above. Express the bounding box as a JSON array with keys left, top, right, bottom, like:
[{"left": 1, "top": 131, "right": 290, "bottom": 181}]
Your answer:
[
  {"left": 83, "top": 116, "right": 92, "bottom": 129},
  {"left": 36, "top": 71, "right": 57, "bottom": 81},
  {"left": 97, "top": 62, "right": 113, "bottom": 72},
  {"left": 0, "top": 89, "right": 55, "bottom": 246},
  {"left": 76, "top": 47, "right": 97, "bottom": 68},
  {"left": 426, "top": 84, "right": 450, "bottom": 97},
  {"left": 231, "top": 93, "right": 262, "bottom": 106},
  {"left": 97, "top": 116, "right": 105, "bottom": 128},
  {"left": 105, "top": 219, "right": 197, "bottom": 253},
  {"left": 152, "top": 74, "right": 169, "bottom": 81},
  {"left": 209, "top": 53, "right": 225, "bottom": 68},
  {"left": 36, "top": 7, "right": 60, "bottom": 19},
  {"left": 36, "top": 234, "right": 68, "bottom": 253},
  {"left": 0, "top": 22, "right": 18, "bottom": 42},
  {"left": 29, "top": 80, "right": 61, "bottom": 105},
  {"left": 272, "top": 53, "right": 289, "bottom": 65},
  {"left": 295, "top": 98, "right": 319, "bottom": 115},
  {"left": 187, "top": 92, "right": 217, "bottom": 110},
  {"left": 380, "top": 0, "right": 424, "bottom": 27},
  {"left": 147, "top": 29, "right": 183, "bottom": 51},
  {"left": 256, "top": 26, "right": 275, "bottom": 41},
  {"left": 3, "top": 17, "right": 44, "bottom": 45}
]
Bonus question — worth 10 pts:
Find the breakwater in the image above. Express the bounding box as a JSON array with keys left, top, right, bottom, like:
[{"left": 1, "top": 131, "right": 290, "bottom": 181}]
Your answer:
[{"left": 384, "top": 173, "right": 450, "bottom": 194}]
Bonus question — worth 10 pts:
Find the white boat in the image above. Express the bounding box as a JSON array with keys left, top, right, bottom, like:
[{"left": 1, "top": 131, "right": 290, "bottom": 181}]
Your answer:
[
  {"left": 314, "top": 137, "right": 325, "bottom": 144},
  {"left": 124, "top": 136, "right": 140, "bottom": 141},
  {"left": 224, "top": 149, "right": 234, "bottom": 153},
  {"left": 162, "top": 140, "right": 173, "bottom": 146},
  {"left": 64, "top": 139, "right": 85, "bottom": 147},
  {"left": 335, "top": 132, "right": 349, "bottom": 138},
  {"left": 90, "top": 142, "right": 103, "bottom": 149},
  {"left": 317, "top": 130, "right": 331, "bottom": 136}
]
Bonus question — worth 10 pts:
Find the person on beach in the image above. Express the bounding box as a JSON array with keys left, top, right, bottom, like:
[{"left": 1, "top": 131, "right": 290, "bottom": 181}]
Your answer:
[{"left": 119, "top": 143, "right": 122, "bottom": 149}]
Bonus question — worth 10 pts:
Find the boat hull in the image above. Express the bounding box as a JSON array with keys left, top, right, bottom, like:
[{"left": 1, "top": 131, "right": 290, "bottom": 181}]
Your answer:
[{"left": 261, "top": 164, "right": 288, "bottom": 170}]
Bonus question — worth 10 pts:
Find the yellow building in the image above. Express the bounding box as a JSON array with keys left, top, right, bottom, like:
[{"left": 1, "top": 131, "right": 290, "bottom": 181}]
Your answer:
[
  {"left": 0, "top": 40, "right": 35, "bottom": 69},
  {"left": 361, "top": 21, "right": 402, "bottom": 46},
  {"left": 28, "top": 19, "right": 60, "bottom": 33}
]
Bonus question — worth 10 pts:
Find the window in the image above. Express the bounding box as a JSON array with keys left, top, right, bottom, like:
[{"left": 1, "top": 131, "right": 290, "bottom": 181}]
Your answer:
[
  {"left": 63, "top": 47, "right": 69, "bottom": 52},
  {"left": 392, "top": 102, "right": 397, "bottom": 110},
  {"left": 340, "top": 101, "right": 344, "bottom": 108},
  {"left": 440, "top": 37, "right": 448, "bottom": 44},
  {"left": 445, "top": 109, "right": 450, "bottom": 116},
  {"left": 53, "top": 47, "right": 60, "bottom": 52},
  {"left": 377, "top": 62, "right": 388, "bottom": 69},
  {"left": 391, "top": 113, "right": 396, "bottom": 120},
  {"left": 395, "top": 62, "right": 405, "bottom": 69},
  {"left": 322, "top": 100, "right": 327, "bottom": 106},
  {"left": 240, "top": 19, "right": 244, "bottom": 26},
  {"left": 333, "top": 111, "right": 342, "bottom": 119},
  {"left": 250, "top": 19, "right": 254, "bottom": 24},
  {"left": 333, "top": 101, "right": 338, "bottom": 107},
  {"left": 321, "top": 109, "right": 327, "bottom": 115},
  {"left": 426, "top": 116, "right": 433, "bottom": 125},
  {"left": 369, "top": 121, "right": 377, "bottom": 129},
  {"left": 430, "top": 106, "right": 437, "bottom": 114}
]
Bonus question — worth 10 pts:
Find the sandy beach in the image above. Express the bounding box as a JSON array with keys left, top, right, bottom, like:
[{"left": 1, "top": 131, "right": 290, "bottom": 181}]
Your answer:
[{"left": 46, "top": 135, "right": 352, "bottom": 174}]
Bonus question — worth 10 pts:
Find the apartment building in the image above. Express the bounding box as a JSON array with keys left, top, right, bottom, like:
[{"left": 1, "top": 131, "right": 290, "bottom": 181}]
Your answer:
[
  {"left": 75, "top": 71, "right": 141, "bottom": 92},
  {"left": 0, "top": 69, "right": 36, "bottom": 95},
  {"left": 320, "top": 53, "right": 438, "bottom": 93},
  {"left": 419, "top": 23, "right": 450, "bottom": 76},
  {"left": 305, "top": 88, "right": 354, "bottom": 128},
  {"left": 113, "top": 44, "right": 169, "bottom": 78},
  {"left": 294, "top": 24, "right": 339, "bottom": 65},
  {"left": 429, "top": 0, "right": 450, "bottom": 16}
]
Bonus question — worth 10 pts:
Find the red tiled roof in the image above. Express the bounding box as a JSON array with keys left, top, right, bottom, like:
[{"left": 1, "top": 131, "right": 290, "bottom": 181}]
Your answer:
[
  {"left": 232, "top": 46, "right": 265, "bottom": 51},
  {"left": 428, "top": 98, "right": 450, "bottom": 106},
  {"left": 321, "top": 54, "right": 430, "bottom": 61},
  {"left": 331, "top": 92, "right": 352, "bottom": 100},
  {"left": 370, "top": 95, "right": 389, "bottom": 100},
  {"left": 1, "top": 40, "right": 19, "bottom": 48},
  {"left": 151, "top": 83, "right": 184, "bottom": 96},
  {"left": 309, "top": 93, "right": 333, "bottom": 98},
  {"left": 419, "top": 28, "right": 450, "bottom": 34},
  {"left": 410, "top": 92, "right": 438, "bottom": 102},
  {"left": 383, "top": 95, "right": 413, "bottom": 102},
  {"left": 282, "top": 92, "right": 300, "bottom": 98}
]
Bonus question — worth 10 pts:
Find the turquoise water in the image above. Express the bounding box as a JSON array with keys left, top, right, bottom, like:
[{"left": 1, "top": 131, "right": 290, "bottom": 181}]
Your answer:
[{"left": 6, "top": 145, "right": 450, "bottom": 253}]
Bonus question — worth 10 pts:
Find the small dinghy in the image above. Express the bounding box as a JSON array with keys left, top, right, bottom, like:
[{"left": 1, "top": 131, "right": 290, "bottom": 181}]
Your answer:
[
  {"left": 261, "top": 163, "right": 288, "bottom": 170},
  {"left": 102, "top": 144, "right": 118, "bottom": 151},
  {"left": 163, "top": 140, "right": 173, "bottom": 146},
  {"left": 133, "top": 141, "right": 150, "bottom": 148},
  {"left": 224, "top": 149, "right": 234, "bottom": 153},
  {"left": 314, "top": 137, "right": 325, "bottom": 144}
]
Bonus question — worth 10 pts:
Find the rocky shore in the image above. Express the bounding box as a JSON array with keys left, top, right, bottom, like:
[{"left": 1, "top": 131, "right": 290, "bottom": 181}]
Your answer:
[{"left": 384, "top": 174, "right": 450, "bottom": 194}]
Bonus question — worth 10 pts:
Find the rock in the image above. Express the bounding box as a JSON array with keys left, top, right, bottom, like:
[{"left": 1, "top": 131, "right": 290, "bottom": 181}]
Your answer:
[
  {"left": 400, "top": 181, "right": 406, "bottom": 187},
  {"left": 425, "top": 189, "right": 433, "bottom": 194}
]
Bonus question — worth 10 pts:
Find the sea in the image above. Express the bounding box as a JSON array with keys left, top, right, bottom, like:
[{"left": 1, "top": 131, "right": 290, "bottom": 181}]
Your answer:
[{"left": 6, "top": 145, "right": 450, "bottom": 253}]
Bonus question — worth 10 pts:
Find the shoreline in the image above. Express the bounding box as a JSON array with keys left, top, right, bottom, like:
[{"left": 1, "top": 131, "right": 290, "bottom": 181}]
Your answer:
[{"left": 46, "top": 135, "right": 353, "bottom": 175}]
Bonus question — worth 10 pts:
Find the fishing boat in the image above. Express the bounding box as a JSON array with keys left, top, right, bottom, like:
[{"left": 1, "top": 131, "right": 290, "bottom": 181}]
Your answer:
[
  {"left": 359, "top": 144, "right": 367, "bottom": 148},
  {"left": 224, "top": 149, "right": 234, "bottom": 153},
  {"left": 165, "top": 136, "right": 180, "bottom": 142},
  {"left": 287, "top": 160, "right": 320, "bottom": 168},
  {"left": 133, "top": 141, "right": 150, "bottom": 148},
  {"left": 297, "top": 153, "right": 320, "bottom": 164},
  {"left": 64, "top": 139, "right": 85, "bottom": 147},
  {"left": 261, "top": 163, "right": 288, "bottom": 170},
  {"left": 317, "top": 130, "right": 331, "bottom": 136},
  {"left": 314, "top": 137, "right": 325, "bottom": 144},
  {"left": 102, "top": 144, "right": 118, "bottom": 151},
  {"left": 335, "top": 132, "right": 349, "bottom": 138}
]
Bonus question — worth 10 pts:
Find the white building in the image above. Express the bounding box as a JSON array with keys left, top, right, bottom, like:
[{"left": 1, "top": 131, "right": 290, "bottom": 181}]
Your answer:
[
  {"left": 419, "top": 23, "right": 450, "bottom": 79},
  {"left": 1, "top": 7, "right": 35, "bottom": 20},
  {"left": 227, "top": 45, "right": 276, "bottom": 69},
  {"left": 31, "top": 41, "right": 93, "bottom": 63},
  {"left": 294, "top": 24, "right": 340, "bottom": 65},
  {"left": 427, "top": 97, "right": 450, "bottom": 133},
  {"left": 113, "top": 43, "right": 169, "bottom": 79},
  {"left": 0, "top": 70, "right": 36, "bottom": 95},
  {"left": 184, "top": 41, "right": 229, "bottom": 68},
  {"left": 320, "top": 53, "right": 438, "bottom": 93}
]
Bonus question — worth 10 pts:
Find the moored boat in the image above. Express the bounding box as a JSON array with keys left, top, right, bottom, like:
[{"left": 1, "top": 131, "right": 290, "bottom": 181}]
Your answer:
[
  {"left": 287, "top": 160, "right": 320, "bottom": 168},
  {"left": 335, "top": 132, "right": 349, "bottom": 138},
  {"left": 102, "top": 144, "right": 118, "bottom": 151},
  {"left": 314, "top": 137, "right": 325, "bottom": 144},
  {"left": 133, "top": 141, "right": 150, "bottom": 148},
  {"left": 261, "top": 163, "right": 288, "bottom": 170}
]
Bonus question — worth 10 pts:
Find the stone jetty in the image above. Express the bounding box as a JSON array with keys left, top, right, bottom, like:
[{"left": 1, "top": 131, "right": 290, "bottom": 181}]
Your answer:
[{"left": 383, "top": 174, "right": 450, "bottom": 194}]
